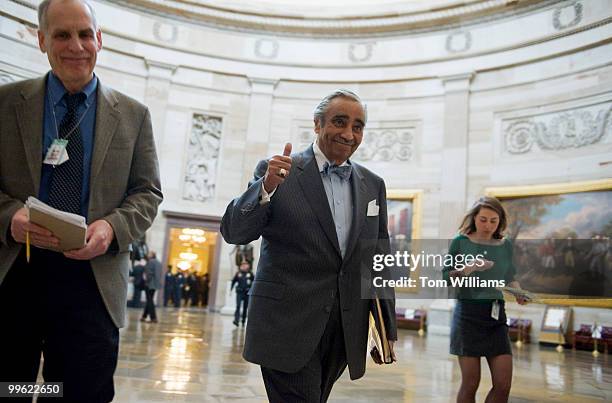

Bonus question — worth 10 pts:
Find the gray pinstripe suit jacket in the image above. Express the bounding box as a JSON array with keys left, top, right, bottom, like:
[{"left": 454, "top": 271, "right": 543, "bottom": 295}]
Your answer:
[{"left": 221, "top": 146, "right": 397, "bottom": 380}]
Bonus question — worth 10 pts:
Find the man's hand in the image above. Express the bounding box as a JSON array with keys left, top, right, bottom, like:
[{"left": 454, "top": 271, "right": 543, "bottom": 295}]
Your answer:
[
  {"left": 263, "top": 143, "right": 292, "bottom": 193},
  {"left": 10, "top": 207, "right": 60, "bottom": 249},
  {"left": 64, "top": 219, "right": 114, "bottom": 260}
]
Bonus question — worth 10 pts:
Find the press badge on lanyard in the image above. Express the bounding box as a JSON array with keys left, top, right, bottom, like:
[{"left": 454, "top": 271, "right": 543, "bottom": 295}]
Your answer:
[
  {"left": 491, "top": 300, "right": 500, "bottom": 320},
  {"left": 43, "top": 139, "right": 69, "bottom": 166}
]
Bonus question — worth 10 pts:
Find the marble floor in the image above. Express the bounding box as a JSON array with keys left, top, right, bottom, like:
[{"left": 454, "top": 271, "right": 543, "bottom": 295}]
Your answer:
[{"left": 113, "top": 307, "right": 611, "bottom": 402}]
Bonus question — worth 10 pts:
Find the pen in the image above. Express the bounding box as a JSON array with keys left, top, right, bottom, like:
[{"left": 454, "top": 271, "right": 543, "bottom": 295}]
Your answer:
[{"left": 26, "top": 231, "right": 30, "bottom": 263}]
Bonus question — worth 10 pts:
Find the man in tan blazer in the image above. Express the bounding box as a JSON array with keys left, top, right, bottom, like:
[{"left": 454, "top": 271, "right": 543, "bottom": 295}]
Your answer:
[{"left": 0, "top": 0, "right": 162, "bottom": 401}]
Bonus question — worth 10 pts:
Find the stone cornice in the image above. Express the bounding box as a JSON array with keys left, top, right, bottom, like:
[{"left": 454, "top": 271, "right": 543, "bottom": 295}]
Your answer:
[{"left": 104, "top": 0, "right": 554, "bottom": 37}]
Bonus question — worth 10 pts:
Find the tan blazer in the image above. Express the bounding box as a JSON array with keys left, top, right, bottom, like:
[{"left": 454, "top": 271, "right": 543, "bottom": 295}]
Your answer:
[{"left": 0, "top": 75, "right": 163, "bottom": 328}]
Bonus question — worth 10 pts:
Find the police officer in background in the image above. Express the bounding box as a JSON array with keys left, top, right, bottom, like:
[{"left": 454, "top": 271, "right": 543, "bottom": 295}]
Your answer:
[{"left": 231, "top": 261, "right": 254, "bottom": 326}]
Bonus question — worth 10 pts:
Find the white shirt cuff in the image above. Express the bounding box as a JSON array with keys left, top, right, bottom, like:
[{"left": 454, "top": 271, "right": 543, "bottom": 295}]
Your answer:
[{"left": 260, "top": 182, "right": 277, "bottom": 204}]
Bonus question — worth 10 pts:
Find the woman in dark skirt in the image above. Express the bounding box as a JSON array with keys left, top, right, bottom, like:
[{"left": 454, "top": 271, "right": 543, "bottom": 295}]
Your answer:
[{"left": 443, "top": 196, "right": 528, "bottom": 403}]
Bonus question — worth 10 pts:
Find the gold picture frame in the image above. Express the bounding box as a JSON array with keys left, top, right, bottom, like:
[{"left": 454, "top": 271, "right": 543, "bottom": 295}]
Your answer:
[
  {"left": 386, "top": 189, "right": 423, "bottom": 293},
  {"left": 486, "top": 178, "right": 612, "bottom": 308}
]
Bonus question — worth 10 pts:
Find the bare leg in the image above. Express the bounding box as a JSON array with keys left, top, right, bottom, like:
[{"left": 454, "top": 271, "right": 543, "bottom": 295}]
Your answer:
[
  {"left": 457, "top": 356, "right": 481, "bottom": 403},
  {"left": 484, "top": 354, "right": 512, "bottom": 403}
]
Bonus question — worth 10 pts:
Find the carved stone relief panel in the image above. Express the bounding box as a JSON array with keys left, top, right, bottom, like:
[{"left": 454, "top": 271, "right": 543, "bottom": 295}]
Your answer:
[
  {"left": 502, "top": 101, "right": 611, "bottom": 155},
  {"left": 354, "top": 123, "right": 418, "bottom": 162},
  {"left": 182, "top": 113, "right": 222, "bottom": 202},
  {"left": 293, "top": 119, "right": 419, "bottom": 163},
  {"left": 291, "top": 118, "right": 314, "bottom": 151},
  {"left": 296, "top": 126, "right": 314, "bottom": 151}
]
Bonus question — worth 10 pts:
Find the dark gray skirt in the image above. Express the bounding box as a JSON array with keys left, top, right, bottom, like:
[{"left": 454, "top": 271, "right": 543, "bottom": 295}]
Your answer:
[{"left": 450, "top": 300, "right": 512, "bottom": 357}]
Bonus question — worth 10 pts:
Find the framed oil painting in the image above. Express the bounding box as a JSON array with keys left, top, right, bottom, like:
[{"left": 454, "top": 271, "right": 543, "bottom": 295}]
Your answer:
[
  {"left": 486, "top": 179, "right": 612, "bottom": 308},
  {"left": 387, "top": 189, "right": 422, "bottom": 293}
]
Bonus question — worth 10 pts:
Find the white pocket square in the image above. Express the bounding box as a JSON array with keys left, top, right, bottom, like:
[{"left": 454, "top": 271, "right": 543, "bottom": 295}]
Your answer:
[{"left": 367, "top": 199, "right": 379, "bottom": 216}]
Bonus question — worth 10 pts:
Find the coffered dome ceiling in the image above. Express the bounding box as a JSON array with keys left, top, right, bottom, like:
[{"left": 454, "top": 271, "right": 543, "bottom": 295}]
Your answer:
[{"left": 105, "top": 0, "right": 556, "bottom": 37}]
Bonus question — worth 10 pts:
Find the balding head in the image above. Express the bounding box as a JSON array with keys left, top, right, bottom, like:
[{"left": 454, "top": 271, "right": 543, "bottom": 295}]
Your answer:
[{"left": 38, "top": 0, "right": 98, "bottom": 33}]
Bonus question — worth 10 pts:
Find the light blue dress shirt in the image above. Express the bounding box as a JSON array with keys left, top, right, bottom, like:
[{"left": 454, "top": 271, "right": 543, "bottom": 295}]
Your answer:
[{"left": 313, "top": 141, "right": 353, "bottom": 258}]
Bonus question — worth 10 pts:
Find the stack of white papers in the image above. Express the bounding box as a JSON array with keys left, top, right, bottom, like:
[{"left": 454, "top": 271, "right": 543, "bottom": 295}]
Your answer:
[{"left": 26, "top": 196, "right": 87, "bottom": 251}]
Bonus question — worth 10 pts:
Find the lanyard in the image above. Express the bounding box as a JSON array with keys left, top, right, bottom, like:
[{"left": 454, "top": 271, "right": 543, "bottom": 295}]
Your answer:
[{"left": 47, "top": 90, "right": 93, "bottom": 141}]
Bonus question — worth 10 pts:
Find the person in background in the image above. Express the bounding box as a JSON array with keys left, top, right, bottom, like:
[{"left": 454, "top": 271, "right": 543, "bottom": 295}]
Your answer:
[
  {"left": 183, "top": 271, "right": 195, "bottom": 307},
  {"left": 141, "top": 251, "right": 162, "bottom": 323},
  {"left": 231, "top": 261, "right": 254, "bottom": 326},
  {"left": 188, "top": 271, "right": 199, "bottom": 307},
  {"left": 443, "top": 196, "right": 528, "bottom": 403},
  {"left": 130, "top": 259, "right": 146, "bottom": 308},
  {"left": 199, "top": 272, "right": 210, "bottom": 308},
  {"left": 174, "top": 271, "right": 185, "bottom": 308},
  {"left": 163, "top": 265, "right": 176, "bottom": 307}
]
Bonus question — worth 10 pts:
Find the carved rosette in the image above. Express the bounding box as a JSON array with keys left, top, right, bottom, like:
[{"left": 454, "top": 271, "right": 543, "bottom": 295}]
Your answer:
[
  {"left": 254, "top": 38, "right": 279, "bottom": 60},
  {"left": 553, "top": 1, "right": 583, "bottom": 31},
  {"left": 445, "top": 31, "right": 472, "bottom": 53},
  {"left": 348, "top": 43, "right": 373, "bottom": 63},
  {"left": 182, "top": 114, "right": 222, "bottom": 202},
  {"left": 504, "top": 120, "right": 542, "bottom": 154}
]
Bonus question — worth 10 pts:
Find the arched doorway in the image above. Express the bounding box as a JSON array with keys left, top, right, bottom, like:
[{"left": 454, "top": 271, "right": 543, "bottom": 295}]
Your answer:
[{"left": 161, "top": 211, "right": 222, "bottom": 310}]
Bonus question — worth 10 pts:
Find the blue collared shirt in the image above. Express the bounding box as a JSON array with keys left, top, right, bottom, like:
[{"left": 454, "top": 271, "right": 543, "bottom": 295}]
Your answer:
[
  {"left": 39, "top": 72, "right": 98, "bottom": 219},
  {"left": 313, "top": 141, "right": 353, "bottom": 258}
]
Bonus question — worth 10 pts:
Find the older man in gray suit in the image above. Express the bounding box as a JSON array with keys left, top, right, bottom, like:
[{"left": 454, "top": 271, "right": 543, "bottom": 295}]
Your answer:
[
  {"left": 221, "top": 89, "right": 397, "bottom": 402},
  {"left": 0, "top": 0, "right": 162, "bottom": 401}
]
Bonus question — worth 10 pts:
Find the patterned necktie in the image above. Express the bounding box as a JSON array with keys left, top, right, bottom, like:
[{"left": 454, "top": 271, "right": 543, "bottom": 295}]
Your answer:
[
  {"left": 322, "top": 161, "right": 352, "bottom": 181},
  {"left": 48, "top": 93, "right": 86, "bottom": 215}
]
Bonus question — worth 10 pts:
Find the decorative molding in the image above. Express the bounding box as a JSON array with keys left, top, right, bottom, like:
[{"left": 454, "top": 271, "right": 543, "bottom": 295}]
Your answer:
[
  {"left": 354, "top": 125, "right": 418, "bottom": 162},
  {"left": 247, "top": 77, "right": 278, "bottom": 95},
  {"left": 441, "top": 72, "right": 475, "bottom": 93},
  {"left": 0, "top": 73, "right": 16, "bottom": 84},
  {"left": 182, "top": 113, "right": 223, "bottom": 202},
  {"left": 144, "top": 59, "right": 178, "bottom": 80},
  {"left": 110, "top": 0, "right": 554, "bottom": 37},
  {"left": 348, "top": 43, "right": 374, "bottom": 63},
  {"left": 254, "top": 38, "right": 279, "bottom": 60},
  {"left": 153, "top": 20, "right": 178, "bottom": 43},
  {"left": 553, "top": 1, "right": 583, "bottom": 31},
  {"left": 445, "top": 30, "right": 472, "bottom": 53},
  {"left": 503, "top": 102, "right": 611, "bottom": 154},
  {"left": 485, "top": 178, "right": 612, "bottom": 198}
]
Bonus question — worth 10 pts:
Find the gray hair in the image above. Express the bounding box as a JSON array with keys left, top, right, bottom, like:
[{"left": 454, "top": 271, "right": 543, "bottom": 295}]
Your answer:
[
  {"left": 38, "top": 0, "right": 99, "bottom": 33},
  {"left": 313, "top": 89, "right": 367, "bottom": 125}
]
